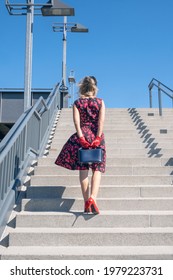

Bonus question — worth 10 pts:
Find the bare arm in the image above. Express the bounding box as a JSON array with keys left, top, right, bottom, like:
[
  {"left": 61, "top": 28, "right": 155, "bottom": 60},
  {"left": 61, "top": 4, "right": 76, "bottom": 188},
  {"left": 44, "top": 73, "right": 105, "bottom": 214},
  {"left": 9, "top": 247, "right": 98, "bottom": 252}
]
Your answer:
[
  {"left": 97, "top": 100, "right": 105, "bottom": 137},
  {"left": 73, "top": 104, "right": 83, "bottom": 138}
]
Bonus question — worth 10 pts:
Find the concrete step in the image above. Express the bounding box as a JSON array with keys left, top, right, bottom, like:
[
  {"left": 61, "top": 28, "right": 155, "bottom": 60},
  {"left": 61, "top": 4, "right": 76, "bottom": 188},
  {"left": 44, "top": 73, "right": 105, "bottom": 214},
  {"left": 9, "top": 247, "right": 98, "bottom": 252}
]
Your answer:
[
  {"left": 136, "top": 123, "right": 173, "bottom": 128},
  {"left": 149, "top": 148, "right": 173, "bottom": 156},
  {"left": 153, "top": 148, "right": 173, "bottom": 157},
  {"left": 56, "top": 124, "right": 141, "bottom": 130},
  {"left": 53, "top": 130, "right": 140, "bottom": 137},
  {"left": 57, "top": 121, "right": 135, "bottom": 126},
  {"left": 48, "top": 149, "right": 147, "bottom": 158},
  {"left": 51, "top": 138, "right": 145, "bottom": 146},
  {"left": 38, "top": 157, "right": 173, "bottom": 167},
  {"left": 135, "top": 108, "right": 173, "bottom": 115},
  {"left": 138, "top": 127, "right": 173, "bottom": 134},
  {"left": 15, "top": 211, "right": 173, "bottom": 228},
  {"left": 52, "top": 135, "right": 142, "bottom": 142},
  {"left": 136, "top": 116, "right": 173, "bottom": 121},
  {"left": 52, "top": 135, "right": 144, "bottom": 142},
  {"left": 60, "top": 115, "right": 134, "bottom": 119},
  {"left": 57, "top": 117, "right": 135, "bottom": 121},
  {"left": 148, "top": 142, "right": 173, "bottom": 149},
  {"left": 139, "top": 130, "right": 173, "bottom": 136},
  {"left": 61, "top": 108, "right": 130, "bottom": 116},
  {"left": 138, "top": 136, "right": 173, "bottom": 144},
  {"left": 1, "top": 245, "right": 173, "bottom": 260},
  {"left": 140, "top": 135, "right": 173, "bottom": 142},
  {"left": 55, "top": 129, "right": 139, "bottom": 136},
  {"left": 50, "top": 143, "right": 146, "bottom": 150},
  {"left": 34, "top": 166, "right": 173, "bottom": 176},
  {"left": 135, "top": 120, "right": 173, "bottom": 124},
  {"left": 62, "top": 110, "right": 132, "bottom": 114},
  {"left": 57, "top": 121, "right": 136, "bottom": 127},
  {"left": 31, "top": 174, "right": 173, "bottom": 186},
  {"left": 26, "top": 185, "right": 173, "bottom": 199},
  {"left": 141, "top": 127, "right": 173, "bottom": 133},
  {"left": 21, "top": 198, "right": 173, "bottom": 211},
  {"left": 60, "top": 110, "right": 132, "bottom": 115},
  {"left": 8, "top": 227, "right": 173, "bottom": 247},
  {"left": 50, "top": 142, "right": 145, "bottom": 149}
]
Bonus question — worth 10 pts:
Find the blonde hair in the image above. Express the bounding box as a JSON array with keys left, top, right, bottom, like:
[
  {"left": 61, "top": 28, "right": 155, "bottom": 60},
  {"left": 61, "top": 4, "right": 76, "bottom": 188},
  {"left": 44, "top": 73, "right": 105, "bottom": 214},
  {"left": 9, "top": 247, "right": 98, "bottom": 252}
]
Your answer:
[{"left": 78, "top": 76, "right": 98, "bottom": 97}]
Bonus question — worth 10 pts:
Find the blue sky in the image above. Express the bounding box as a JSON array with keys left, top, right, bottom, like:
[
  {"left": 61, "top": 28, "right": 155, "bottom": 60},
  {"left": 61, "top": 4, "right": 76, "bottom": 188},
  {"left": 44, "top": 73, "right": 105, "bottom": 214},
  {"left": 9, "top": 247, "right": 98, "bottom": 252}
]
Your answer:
[{"left": 1, "top": 0, "right": 173, "bottom": 108}]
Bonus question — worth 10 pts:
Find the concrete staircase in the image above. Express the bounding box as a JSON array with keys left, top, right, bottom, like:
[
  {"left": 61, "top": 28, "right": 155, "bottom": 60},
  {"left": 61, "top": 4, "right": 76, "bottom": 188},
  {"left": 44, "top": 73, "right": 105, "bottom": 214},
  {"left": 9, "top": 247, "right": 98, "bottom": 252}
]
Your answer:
[{"left": 1, "top": 108, "right": 173, "bottom": 259}]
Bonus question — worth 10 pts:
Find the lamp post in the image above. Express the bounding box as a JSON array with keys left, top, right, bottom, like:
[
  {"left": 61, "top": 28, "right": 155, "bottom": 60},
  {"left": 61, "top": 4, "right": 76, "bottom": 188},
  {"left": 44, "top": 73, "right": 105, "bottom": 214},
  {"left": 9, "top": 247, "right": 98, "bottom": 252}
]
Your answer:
[
  {"left": 5, "top": 0, "right": 75, "bottom": 112},
  {"left": 53, "top": 19, "right": 88, "bottom": 108},
  {"left": 68, "top": 70, "right": 76, "bottom": 107}
]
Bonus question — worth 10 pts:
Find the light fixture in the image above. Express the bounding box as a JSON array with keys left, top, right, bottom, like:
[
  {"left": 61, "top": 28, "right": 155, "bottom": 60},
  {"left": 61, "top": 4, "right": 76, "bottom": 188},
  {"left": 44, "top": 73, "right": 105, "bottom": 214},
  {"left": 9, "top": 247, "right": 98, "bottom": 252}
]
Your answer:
[
  {"left": 68, "top": 76, "right": 76, "bottom": 83},
  {"left": 41, "top": 0, "right": 75, "bottom": 16},
  {"left": 71, "top": 23, "right": 88, "bottom": 33}
]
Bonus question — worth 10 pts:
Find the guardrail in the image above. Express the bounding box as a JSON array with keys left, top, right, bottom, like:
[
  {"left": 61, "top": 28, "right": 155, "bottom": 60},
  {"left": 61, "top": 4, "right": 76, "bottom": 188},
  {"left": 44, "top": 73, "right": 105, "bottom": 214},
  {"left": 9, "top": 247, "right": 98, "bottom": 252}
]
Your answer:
[
  {"left": 0, "top": 82, "right": 60, "bottom": 237},
  {"left": 148, "top": 78, "right": 173, "bottom": 116}
]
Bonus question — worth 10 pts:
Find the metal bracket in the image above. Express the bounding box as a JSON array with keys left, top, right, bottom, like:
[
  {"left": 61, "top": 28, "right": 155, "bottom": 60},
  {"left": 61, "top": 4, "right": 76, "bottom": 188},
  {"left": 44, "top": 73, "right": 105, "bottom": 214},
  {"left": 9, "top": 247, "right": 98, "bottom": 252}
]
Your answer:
[{"left": 5, "top": 0, "right": 52, "bottom": 15}]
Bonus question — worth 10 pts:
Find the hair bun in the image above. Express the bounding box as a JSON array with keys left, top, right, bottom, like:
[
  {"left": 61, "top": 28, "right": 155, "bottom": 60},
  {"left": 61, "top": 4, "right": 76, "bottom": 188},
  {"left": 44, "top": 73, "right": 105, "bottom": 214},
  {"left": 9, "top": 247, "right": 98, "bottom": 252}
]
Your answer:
[{"left": 78, "top": 76, "right": 98, "bottom": 97}]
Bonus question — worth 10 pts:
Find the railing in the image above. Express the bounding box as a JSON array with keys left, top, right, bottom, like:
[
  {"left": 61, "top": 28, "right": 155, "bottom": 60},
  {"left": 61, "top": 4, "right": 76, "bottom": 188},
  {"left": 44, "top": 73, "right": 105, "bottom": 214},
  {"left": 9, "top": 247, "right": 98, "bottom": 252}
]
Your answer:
[
  {"left": 0, "top": 82, "right": 60, "bottom": 237},
  {"left": 148, "top": 78, "right": 173, "bottom": 116}
]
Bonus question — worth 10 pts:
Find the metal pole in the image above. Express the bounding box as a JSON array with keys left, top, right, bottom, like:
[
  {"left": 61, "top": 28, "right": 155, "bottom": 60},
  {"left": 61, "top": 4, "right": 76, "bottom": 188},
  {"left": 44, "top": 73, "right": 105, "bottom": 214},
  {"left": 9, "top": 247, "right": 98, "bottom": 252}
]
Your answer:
[
  {"left": 60, "top": 16, "right": 68, "bottom": 108},
  {"left": 149, "top": 88, "right": 152, "bottom": 108},
  {"left": 24, "top": 0, "right": 34, "bottom": 112},
  {"left": 158, "top": 83, "right": 162, "bottom": 116},
  {"left": 72, "top": 82, "right": 74, "bottom": 104},
  {"left": 62, "top": 16, "right": 67, "bottom": 86}
]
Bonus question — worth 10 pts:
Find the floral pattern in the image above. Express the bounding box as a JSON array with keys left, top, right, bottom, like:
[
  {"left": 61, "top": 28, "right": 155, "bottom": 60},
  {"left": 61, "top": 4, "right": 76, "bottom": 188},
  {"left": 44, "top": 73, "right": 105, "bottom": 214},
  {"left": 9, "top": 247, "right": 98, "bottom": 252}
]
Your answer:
[{"left": 55, "top": 97, "right": 106, "bottom": 173}]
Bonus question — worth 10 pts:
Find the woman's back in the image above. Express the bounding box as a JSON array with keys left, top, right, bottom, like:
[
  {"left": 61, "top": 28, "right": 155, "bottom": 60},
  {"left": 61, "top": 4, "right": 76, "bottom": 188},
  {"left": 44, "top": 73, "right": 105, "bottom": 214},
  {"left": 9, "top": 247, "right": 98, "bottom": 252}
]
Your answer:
[{"left": 74, "top": 97, "right": 102, "bottom": 127}]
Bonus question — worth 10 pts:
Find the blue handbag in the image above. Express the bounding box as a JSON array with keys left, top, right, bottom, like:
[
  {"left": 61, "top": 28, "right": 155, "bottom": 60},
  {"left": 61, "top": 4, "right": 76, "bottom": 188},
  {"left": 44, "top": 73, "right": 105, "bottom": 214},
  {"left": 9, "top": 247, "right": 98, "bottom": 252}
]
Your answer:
[{"left": 78, "top": 147, "right": 103, "bottom": 164}]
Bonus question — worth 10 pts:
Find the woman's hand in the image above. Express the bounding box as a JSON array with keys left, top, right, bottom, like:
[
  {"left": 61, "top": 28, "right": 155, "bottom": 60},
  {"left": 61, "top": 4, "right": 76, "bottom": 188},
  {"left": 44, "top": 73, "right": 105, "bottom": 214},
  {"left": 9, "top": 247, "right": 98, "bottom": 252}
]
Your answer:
[
  {"left": 79, "top": 136, "right": 91, "bottom": 148},
  {"left": 91, "top": 136, "right": 101, "bottom": 148}
]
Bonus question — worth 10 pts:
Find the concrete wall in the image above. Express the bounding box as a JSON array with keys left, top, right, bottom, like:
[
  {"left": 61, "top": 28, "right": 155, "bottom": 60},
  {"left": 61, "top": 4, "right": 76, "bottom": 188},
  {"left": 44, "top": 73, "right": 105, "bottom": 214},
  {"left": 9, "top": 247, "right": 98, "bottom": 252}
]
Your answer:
[{"left": 0, "top": 89, "right": 51, "bottom": 124}]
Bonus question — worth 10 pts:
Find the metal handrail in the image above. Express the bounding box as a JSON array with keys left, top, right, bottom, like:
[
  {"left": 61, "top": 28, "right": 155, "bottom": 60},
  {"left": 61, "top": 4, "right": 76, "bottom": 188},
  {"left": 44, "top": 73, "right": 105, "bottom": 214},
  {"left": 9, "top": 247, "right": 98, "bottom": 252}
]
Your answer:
[
  {"left": 0, "top": 82, "right": 60, "bottom": 237},
  {"left": 148, "top": 78, "right": 173, "bottom": 116}
]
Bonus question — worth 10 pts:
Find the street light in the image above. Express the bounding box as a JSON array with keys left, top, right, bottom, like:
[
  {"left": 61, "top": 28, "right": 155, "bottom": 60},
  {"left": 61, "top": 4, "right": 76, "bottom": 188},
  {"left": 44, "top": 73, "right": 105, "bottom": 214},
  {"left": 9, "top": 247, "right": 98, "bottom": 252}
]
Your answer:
[
  {"left": 5, "top": 0, "right": 74, "bottom": 16},
  {"left": 53, "top": 18, "right": 88, "bottom": 108},
  {"left": 71, "top": 24, "right": 89, "bottom": 33},
  {"left": 5, "top": 0, "right": 75, "bottom": 112},
  {"left": 68, "top": 70, "right": 76, "bottom": 107},
  {"left": 41, "top": 0, "right": 74, "bottom": 16}
]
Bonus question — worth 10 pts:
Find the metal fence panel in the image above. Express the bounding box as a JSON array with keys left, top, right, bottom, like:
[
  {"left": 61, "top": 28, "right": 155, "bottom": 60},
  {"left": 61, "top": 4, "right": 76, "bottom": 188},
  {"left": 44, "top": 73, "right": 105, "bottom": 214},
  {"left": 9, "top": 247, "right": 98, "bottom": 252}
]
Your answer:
[{"left": 0, "top": 83, "right": 60, "bottom": 237}]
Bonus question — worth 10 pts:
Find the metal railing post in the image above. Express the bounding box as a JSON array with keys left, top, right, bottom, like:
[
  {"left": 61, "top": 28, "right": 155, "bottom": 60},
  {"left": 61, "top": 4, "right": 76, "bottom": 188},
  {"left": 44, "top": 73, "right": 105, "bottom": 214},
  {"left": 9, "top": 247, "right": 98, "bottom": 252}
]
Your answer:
[
  {"left": 148, "top": 78, "right": 173, "bottom": 116},
  {"left": 158, "top": 82, "right": 162, "bottom": 116},
  {"left": 149, "top": 87, "right": 152, "bottom": 108}
]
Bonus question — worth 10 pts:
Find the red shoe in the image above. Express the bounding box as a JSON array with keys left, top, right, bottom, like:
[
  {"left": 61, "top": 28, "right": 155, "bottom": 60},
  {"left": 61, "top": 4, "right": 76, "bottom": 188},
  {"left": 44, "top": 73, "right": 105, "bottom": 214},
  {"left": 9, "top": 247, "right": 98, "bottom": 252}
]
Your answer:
[
  {"left": 84, "top": 201, "right": 91, "bottom": 213},
  {"left": 86, "top": 197, "right": 100, "bottom": 215}
]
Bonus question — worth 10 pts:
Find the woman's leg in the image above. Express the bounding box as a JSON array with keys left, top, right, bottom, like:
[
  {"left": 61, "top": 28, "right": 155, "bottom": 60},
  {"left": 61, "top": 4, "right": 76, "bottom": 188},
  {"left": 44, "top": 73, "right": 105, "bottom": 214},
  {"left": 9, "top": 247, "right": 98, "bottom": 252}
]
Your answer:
[
  {"left": 91, "top": 170, "right": 101, "bottom": 199},
  {"left": 85, "top": 170, "right": 101, "bottom": 214},
  {"left": 79, "top": 170, "right": 89, "bottom": 202},
  {"left": 80, "top": 169, "right": 101, "bottom": 214}
]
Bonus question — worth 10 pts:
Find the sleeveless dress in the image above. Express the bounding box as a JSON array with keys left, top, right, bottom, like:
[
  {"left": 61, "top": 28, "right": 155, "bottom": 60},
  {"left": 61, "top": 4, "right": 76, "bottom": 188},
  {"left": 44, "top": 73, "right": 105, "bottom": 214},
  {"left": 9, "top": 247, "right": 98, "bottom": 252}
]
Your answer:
[{"left": 55, "top": 97, "right": 106, "bottom": 173}]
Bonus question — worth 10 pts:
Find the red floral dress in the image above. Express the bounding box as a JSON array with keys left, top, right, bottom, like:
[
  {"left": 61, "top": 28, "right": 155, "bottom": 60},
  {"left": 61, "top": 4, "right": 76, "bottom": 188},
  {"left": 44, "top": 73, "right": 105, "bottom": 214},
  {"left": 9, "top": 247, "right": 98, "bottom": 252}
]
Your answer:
[{"left": 55, "top": 97, "right": 106, "bottom": 173}]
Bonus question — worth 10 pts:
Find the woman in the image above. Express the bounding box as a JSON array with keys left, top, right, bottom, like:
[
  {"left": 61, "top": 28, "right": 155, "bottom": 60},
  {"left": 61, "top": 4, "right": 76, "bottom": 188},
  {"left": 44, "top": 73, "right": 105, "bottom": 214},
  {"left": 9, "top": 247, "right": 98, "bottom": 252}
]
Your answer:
[{"left": 55, "top": 76, "right": 106, "bottom": 214}]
